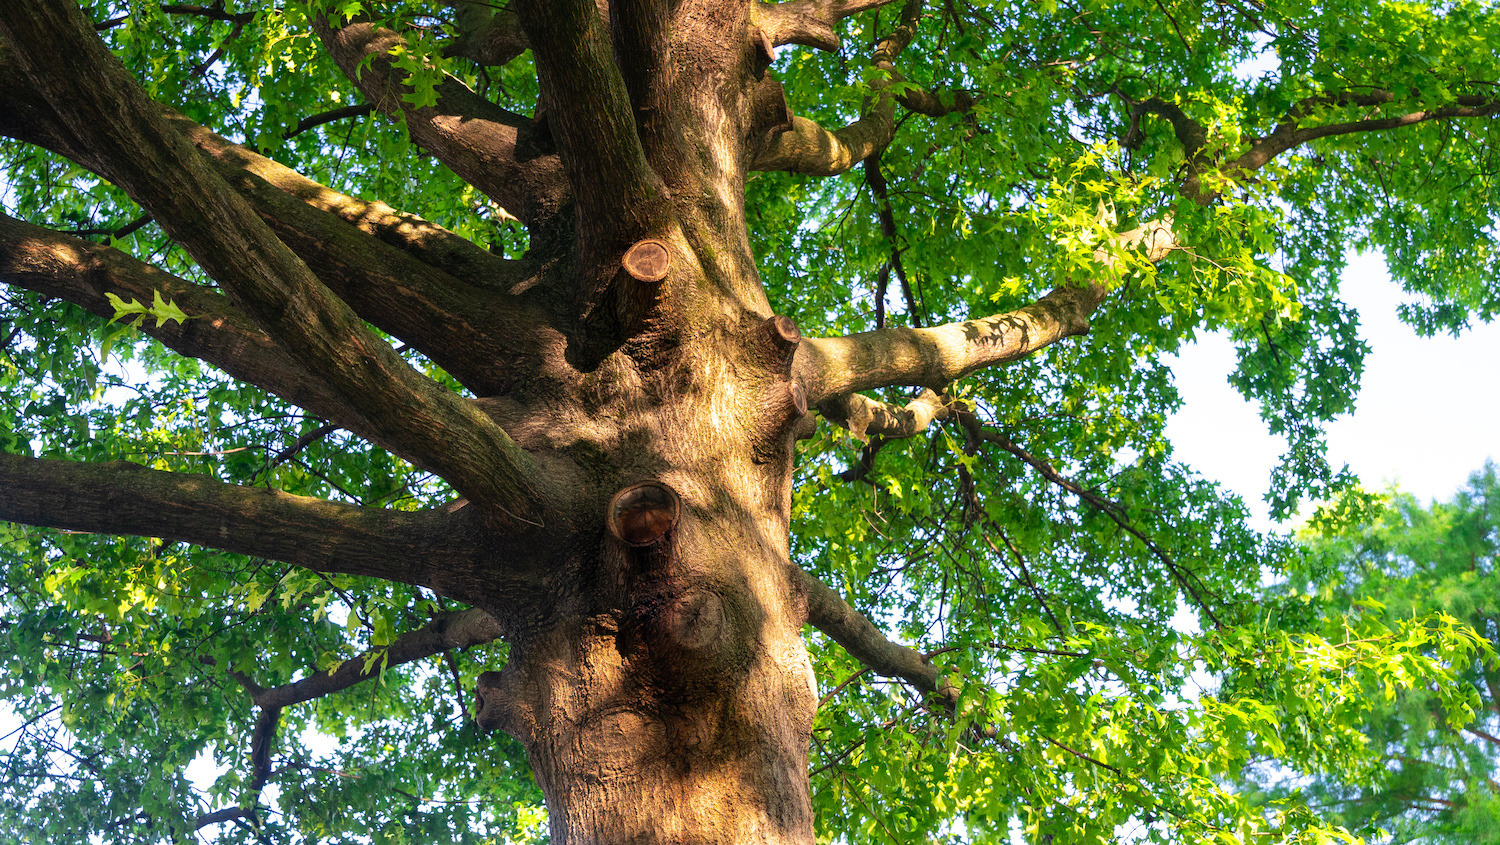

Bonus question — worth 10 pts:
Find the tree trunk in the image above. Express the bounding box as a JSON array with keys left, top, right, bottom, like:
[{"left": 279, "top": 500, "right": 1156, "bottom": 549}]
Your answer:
[
  {"left": 485, "top": 533, "right": 818, "bottom": 843},
  {"left": 470, "top": 312, "right": 820, "bottom": 843},
  {"left": 0, "top": 3, "right": 945, "bottom": 842}
]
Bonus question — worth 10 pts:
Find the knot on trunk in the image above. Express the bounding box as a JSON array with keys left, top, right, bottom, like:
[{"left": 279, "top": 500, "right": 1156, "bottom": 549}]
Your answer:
[
  {"left": 752, "top": 314, "right": 801, "bottom": 376},
  {"left": 621, "top": 239, "right": 671, "bottom": 283},
  {"left": 474, "top": 670, "right": 511, "bottom": 733},
  {"left": 607, "top": 480, "right": 680, "bottom": 547},
  {"left": 751, "top": 380, "right": 808, "bottom": 464},
  {"left": 659, "top": 587, "right": 727, "bottom": 652},
  {"left": 632, "top": 579, "right": 761, "bottom": 692}
]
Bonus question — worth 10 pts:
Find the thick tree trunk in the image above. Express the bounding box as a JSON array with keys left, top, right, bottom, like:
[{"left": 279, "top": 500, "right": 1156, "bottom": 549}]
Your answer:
[
  {"left": 474, "top": 379, "right": 819, "bottom": 843},
  {"left": 0, "top": 3, "right": 917, "bottom": 842},
  {"left": 458, "top": 209, "right": 819, "bottom": 842},
  {"left": 488, "top": 535, "right": 817, "bottom": 843}
]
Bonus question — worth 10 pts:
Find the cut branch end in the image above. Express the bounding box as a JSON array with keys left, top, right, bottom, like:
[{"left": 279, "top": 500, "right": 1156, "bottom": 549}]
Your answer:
[
  {"left": 622, "top": 239, "right": 671, "bottom": 283},
  {"left": 607, "top": 481, "right": 681, "bottom": 546}
]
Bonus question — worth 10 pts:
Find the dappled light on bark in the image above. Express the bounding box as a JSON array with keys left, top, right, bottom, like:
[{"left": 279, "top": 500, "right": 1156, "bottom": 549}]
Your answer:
[{"left": 1, "top": 0, "right": 1498, "bottom": 841}]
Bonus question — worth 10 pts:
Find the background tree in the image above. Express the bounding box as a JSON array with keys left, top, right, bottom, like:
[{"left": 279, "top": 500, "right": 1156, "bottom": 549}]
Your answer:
[
  {"left": 0, "top": 0, "right": 1496, "bottom": 842},
  {"left": 1237, "top": 466, "right": 1500, "bottom": 843}
]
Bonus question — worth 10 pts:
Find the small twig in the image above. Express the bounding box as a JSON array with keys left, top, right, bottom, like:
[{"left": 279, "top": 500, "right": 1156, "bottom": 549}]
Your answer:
[
  {"left": 819, "top": 665, "right": 875, "bottom": 707},
  {"left": 960, "top": 412, "right": 1225, "bottom": 628},
  {"left": 864, "top": 152, "right": 926, "bottom": 327},
  {"left": 283, "top": 104, "right": 376, "bottom": 141},
  {"left": 1150, "top": 0, "right": 1191, "bottom": 53},
  {"left": 159, "top": 4, "right": 256, "bottom": 25},
  {"left": 268, "top": 422, "right": 339, "bottom": 469},
  {"left": 984, "top": 530, "right": 1067, "bottom": 635},
  {"left": 1040, "top": 733, "right": 1123, "bottom": 775},
  {"left": 194, "top": 806, "right": 255, "bottom": 831}
]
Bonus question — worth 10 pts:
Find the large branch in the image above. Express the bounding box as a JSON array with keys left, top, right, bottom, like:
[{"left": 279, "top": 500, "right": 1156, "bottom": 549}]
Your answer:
[
  {"left": 0, "top": 55, "right": 545, "bottom": 397},
  {"left": 0, "top": 212, "right": 381, "bottom": 442},
  {"left": 796, "top": 219, "right": 1177, "bottom": 404},
  {"left": 210, "top": 165, "right": 552, "bottom": 397},
  {"left": 752, "top": 114, "right": 897, "bottom": 176},
  {"left": 755, "top": 0, "right": 901, "bottom": 50},
  {"left": 0, "top": 46, "right": 521, "bottom": 295},
  {"left": 164, "top": 113, "right": 523, "bottom": 293},
  {"left": 311, "top": 18, "right": 567, "bottom": 228},
  {"left": 750, "top": 82, "right": 972, "bottom": 175},
  {"left": 0, "top": 452, "right": 496, "bottom": 593},
  {"left": 0, "top": 3, "right": 559, "bottom": 526},
  {"left": 612, "top": 0, "right": 690, "bottom": 190},
  {"left": 516, "top": 0, "right": 672, "bottom": 240},
  {"left": 441, "top": 1, "right": 528, "bottom": 67},
  {"left": 797, "top": 566, "right": 953, "bottom": 700}
]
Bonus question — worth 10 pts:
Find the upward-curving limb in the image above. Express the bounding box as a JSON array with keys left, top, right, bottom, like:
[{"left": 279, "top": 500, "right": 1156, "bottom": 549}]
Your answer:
[
  {"left": 0, "top": 2, "right": 561, "bottom": 527},
  {"left": 752, "top": 0, "right": 975, "bottom": 176},
  {"left": 796, "top": 219, "right": 1179, "bottom": 406},
  {"left": 312, "top": 15, "right": 569, "bottom": 229}
]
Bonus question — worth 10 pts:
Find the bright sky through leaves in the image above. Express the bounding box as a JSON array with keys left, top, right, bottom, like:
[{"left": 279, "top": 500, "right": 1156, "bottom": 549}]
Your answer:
[{"left": 1169, "top": 251, "right": 1500, "bottom": 532}]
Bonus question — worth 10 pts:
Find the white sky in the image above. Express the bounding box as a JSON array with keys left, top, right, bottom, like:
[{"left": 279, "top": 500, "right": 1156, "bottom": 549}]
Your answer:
[{"left": 1165, "top": 251, "right": 1500, "bottom": 532}]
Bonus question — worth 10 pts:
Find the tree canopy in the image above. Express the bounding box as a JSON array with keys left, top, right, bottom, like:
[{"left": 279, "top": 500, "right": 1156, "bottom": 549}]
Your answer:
[
  {"left": 0, "top": 0, "right": 1497, "bottom": 843},
  {"left": 1240, "top": 465, "right": 1500, "bottom": 843}
]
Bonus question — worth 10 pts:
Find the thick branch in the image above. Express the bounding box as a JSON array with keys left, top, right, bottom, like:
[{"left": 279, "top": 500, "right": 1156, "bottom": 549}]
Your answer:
[
  {"left": 0, "top": 2, "right": 558, "bottom": 525},
  {"left": 753, "top": 114, "right": 897, "bottom": 176},
  {"left": 0, "top": 452, "right": 488, "bottom": 591},
  {"left": 796, "top": 219, "right": 1177, "bottom": 402},
  {"left": 755, "top": 0, "right": 901, "bottom": 50},
  {"left": 817, "top": 388, "right": 946, "bottom": 440},
  {"left": 893, "top": 82, "right": 977, "bottom": 118},
  {"left": 1130, "top": 96, "right": 1210, "bottom": 159},
  {"left": 611, "top": 0, "right": 687, "bottom": 189},
  {"left": 312, "top": 18, "right": 567, "bottom": 227},
  {"left": 164, "top": 113, "right": 519, "bottom": 292},
  {"left": 442, "top": 2, "right": 528, "bottom": 67},
  {"left": 0, "top": 52, "right": 518, "bottom": 295},
  {"left": 514, "top": 0, "right": 673, "bottom": 247},
  {"left": 797, "top": 566, "right": 952, "bottom": 700},
  {"left": 212, "top": 165, "right": 551, "bottom": 397},
  {"left": 193, "top": 807, "right": 255, "bottom": 831},
  {"left": 0, "top": 211, "right": 378, "bottom": 440},
  {"left": 0, "top": 68, "right": 544, "bottom": 396}
]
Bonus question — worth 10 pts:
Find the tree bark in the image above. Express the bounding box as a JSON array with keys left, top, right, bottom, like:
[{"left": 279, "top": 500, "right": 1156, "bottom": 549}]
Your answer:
[{"left": 0, "top": 2, "right": 1261, "bottom": 842}]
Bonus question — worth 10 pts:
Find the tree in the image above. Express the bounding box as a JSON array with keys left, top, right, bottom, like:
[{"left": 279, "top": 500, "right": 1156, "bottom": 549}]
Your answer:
[
  {"left": 0, "top": 0, "right": 1496, "bottom": 842},
  {"left": 1239, "top": 466, "right": 1500, "bottom": 843}
]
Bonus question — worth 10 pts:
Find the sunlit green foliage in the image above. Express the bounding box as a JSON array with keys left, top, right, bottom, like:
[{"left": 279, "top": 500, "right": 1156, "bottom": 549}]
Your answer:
[
  {"left": 1234, "top": 466, "right": 1500, "bottom": 843},
  {"left": 2, "top": 0, "right": 1498, "bottom": 842}
]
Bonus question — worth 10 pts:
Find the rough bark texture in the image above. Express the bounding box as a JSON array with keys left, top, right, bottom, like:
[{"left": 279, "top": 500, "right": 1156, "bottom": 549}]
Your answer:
[{"left": 6, "top": 0, "right": 1471, "bottom": 841}]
